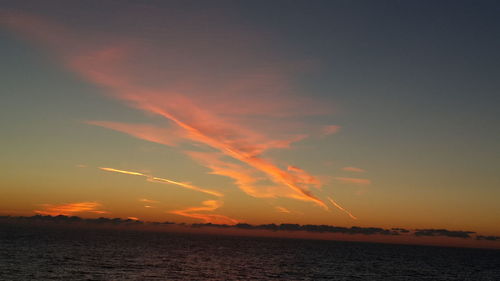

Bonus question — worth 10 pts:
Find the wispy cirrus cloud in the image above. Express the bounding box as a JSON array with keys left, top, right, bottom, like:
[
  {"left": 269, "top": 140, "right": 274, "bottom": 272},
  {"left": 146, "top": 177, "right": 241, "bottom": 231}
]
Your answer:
[
  {"left": 99, "top": 167, "right": 223, "bottom": 197},
  {"left": 275, "top": 206, "right": 291, "bottom": 214},
  {"left": 88, "top": 121, "right": 180, "bottom": 147},
  {"left": 327, "top": 197, "right": 357, "bottom": 220},
  {"left": 170, "top": 200, "right": 238, "bottom": 225},
  {"left": 3, "top": 10, "right": 342, "bottom": 211},
  {"left": 321, "top": 125, "right": 341, "bottom": 136},
  {"left": 34, "top": 202, "right": 106, "bottom": 216}
]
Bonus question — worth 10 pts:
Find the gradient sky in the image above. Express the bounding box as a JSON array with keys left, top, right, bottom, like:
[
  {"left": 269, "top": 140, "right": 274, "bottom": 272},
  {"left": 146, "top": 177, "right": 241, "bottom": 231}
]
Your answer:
[{"left": 1, "top": 0, "right": 499, "bottom": 240}]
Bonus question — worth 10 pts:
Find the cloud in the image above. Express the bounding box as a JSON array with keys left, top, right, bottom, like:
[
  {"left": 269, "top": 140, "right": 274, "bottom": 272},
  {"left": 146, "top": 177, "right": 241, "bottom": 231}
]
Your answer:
[
  {"left": 1, "top": 11, "right": 334, "bottom": 210},
  {"left": 139, "top": 198, "right": 159, "bottom": 204},
  {"left": 2, "top": 215, "right": 498, "bottom": 243},
  {"left": 34, "top": 202, "right": 106, "bottom": 216},
  {"left": 170, "top": 200, "right": 238, "bottom": 225},
  {"left": 287, "top": 165, "right": 321, "bottom": 188},
  {"left": 87, "top": 121, "right": 180, "bottom": 147},
  {"left": 139, "top": 198, "right": 158, "bottom": 208},
  {"left": 414, "top": 229, "right": 476, "bottom": 239},
  {"left": 327, "top": 197, "right": 357, "bottom": 220},
  {"left": 476, "top": 235, "right": 500, "bottom": 241},
  {"left": 196, "top": 222, "right": 398, "bottom": 236},
  {"left": 391, "top": 227, "right": 410, "bottom": 233},
  {"left": 342, "top": 166, "right": 366, "bottom": 173},
  {"left": 321, "top": 125, "right": 341, "bottom": 136},
  {"left": 275, "top": 206, "right": 291, "bottom": 213},
  {"left": 99, "top": 167, "right": 223, "bottom": 197},
  {"left": 100, "top": 167, "right": 144, "bottom": 176},
  {"left": 334, "top": 177, "right": 371, "bottom": 185},
  {"left": 186, "top": 151, "right": 318, "bottom": 201}
]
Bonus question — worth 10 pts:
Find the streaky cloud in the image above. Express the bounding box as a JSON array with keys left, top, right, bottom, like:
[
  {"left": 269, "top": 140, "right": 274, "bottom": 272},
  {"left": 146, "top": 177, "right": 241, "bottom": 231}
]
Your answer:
[
  {"left": 2, "top": 11, "right": 331, "bottom": 210},
  {"left": 321, "top": 125, "right": 341, "bottom": 136},
  {"left": 34, "top": 202, "right": 106, "bottom": 216},
  {"left": 327, "top": 197, "right": 357, "bottom": 220},
  {"left": 87, "top": 121, "right": 180, "bottom": 147},
  {"left": 275, "top": 206, "right": 291, "bottom": 213},
  {"left": 170, "top": 200, "right": 238, "bottom": 225},
  {"left": 99, "top": 167, "right": 223, "bottom": 197}
]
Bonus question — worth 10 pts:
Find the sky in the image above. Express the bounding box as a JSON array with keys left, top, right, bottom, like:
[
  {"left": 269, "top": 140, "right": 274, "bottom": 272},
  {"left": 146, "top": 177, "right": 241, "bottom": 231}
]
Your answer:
[{"left": 1, "top": 1, "right": 499, "bottom": 246}]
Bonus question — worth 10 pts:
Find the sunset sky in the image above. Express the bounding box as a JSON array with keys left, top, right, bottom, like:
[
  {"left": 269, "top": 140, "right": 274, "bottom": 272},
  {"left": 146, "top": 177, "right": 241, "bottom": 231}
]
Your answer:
[{"left": 1, "top": 0, "right": 499, "bottom": 243}]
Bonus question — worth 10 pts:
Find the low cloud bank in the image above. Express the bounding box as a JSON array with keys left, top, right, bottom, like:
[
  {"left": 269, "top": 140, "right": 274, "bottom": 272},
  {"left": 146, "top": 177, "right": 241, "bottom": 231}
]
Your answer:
[
  {"left": 193, "top": 223, "right": 399, "bottom": 235},
  {"left": 476, "top": 235, "right": 500, "bottom": 241},
  {"left": 0, "top": 215, "right": 495, "bottom": 242},
  {"left": 414, "top": 229, "right": 476, "bottom": 239}
]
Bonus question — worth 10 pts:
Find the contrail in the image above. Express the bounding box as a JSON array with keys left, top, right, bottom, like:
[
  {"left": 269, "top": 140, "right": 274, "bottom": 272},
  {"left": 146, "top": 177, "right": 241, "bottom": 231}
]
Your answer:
[
  {"left": 148, "top": 176, "right": 223, "bottom": 197},
  {"left": 327, "top": 196, "right": 357, "bottom": 220},
  {"left": 99, "top": 167, "right": 223, "bottom": 197}
]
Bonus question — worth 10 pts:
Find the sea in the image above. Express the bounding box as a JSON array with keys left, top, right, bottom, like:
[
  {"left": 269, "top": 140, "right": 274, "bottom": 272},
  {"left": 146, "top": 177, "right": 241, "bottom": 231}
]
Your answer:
[{"left": 1, "top": 224, "right": 499, "bottom": 280}]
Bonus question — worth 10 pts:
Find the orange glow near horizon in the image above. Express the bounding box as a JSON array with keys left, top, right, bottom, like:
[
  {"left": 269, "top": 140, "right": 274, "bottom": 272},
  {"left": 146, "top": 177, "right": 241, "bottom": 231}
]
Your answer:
[
  {"left": 1, "top": 7, "right": 499, "bottom": 250},
  {"left": 170, "top": 200, "right": 239, "bottom": 225},
  {"left": 34, "top": 202, "right": 106, "bottom": 216}
]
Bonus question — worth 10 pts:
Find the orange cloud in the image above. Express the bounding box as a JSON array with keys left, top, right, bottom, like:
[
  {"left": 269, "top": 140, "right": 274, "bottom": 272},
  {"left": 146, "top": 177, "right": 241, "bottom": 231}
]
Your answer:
[
  {"left": 139, "top": 198, "right": 158, "bottom": 204},
  {"left": 99, "top": 167, "right": 223, "bottom": 197},
  {"left": 275, "top": 206, "right": 291, "bottom": 213},
  {"left": 334, "top": 177, "right": 371, "bottom": 185},
  {"left": 342, "top": 166, "right": 366, "bottom": 173},
  {"left": 287, "top": 165, "right": 321, "bottom": 188},
  {"left": 34, "top": 202, "right": 106, "bottom": 216},
  {"left": 170, "top": 200, "right": 238, "bottom": 225},
  {"left": 187, "top": 151, "right": 320, "bottom": 202},
  {"left": 327, "top": 197, "right": 357, "bottom": 220},
  {"left": 4, "top": 12, "right": 333, "bottom": 210}
]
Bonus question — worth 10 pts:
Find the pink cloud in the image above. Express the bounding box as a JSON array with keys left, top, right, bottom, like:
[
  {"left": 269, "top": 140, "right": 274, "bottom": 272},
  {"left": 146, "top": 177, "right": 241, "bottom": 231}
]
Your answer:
[
  {"left": 3, "top": 11, "right": 338, "bottom": 210},
  {"left": 88, "top": 121, "right": 180, "bottom": 147},
  {"left": 322, "top": 125, "right": 341, "bottom": 136}
]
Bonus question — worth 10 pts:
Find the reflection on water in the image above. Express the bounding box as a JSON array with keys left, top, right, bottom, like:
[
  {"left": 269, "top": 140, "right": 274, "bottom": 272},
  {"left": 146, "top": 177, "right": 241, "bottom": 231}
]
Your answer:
[{"left": 1, "top": 225, "right": 499, "bottom": 280}]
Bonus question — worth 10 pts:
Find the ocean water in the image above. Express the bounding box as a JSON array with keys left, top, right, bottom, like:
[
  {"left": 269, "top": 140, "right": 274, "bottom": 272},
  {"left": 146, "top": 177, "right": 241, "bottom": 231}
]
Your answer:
[{"left": 1, "top": 224, "right": 499, "bottom": 280}]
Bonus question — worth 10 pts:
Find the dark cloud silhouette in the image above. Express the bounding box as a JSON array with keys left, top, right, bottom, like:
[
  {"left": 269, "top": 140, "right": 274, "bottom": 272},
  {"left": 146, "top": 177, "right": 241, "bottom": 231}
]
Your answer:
[
  {"left": 1, "top": 216, "right": 495, "bottom": 241},
  {"left": 414, "top": 229, "right": 475, "bottom": 239},
  {"left": 192, "top": 222, "right": 399, "bottom": 235},
  {"left": 1, "top": 215, "right": 146, "bottom": 225},
  {"left": 476, "top": 235, "right": 500, "bottom": 241},
  {"left": 392, "top": 228, "right": 410, "bottom": 233}
]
